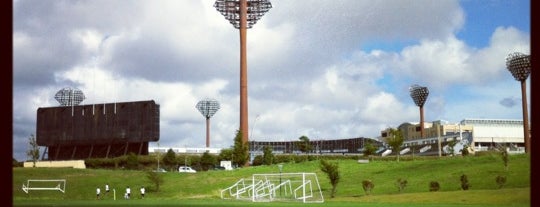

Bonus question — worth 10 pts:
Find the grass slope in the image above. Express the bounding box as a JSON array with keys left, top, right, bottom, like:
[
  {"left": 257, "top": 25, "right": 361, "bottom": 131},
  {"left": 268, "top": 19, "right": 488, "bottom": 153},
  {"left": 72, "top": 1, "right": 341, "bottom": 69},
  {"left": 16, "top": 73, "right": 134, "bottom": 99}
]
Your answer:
[{"left": 13, "top": 153, "right": 530, "bottom": 206}]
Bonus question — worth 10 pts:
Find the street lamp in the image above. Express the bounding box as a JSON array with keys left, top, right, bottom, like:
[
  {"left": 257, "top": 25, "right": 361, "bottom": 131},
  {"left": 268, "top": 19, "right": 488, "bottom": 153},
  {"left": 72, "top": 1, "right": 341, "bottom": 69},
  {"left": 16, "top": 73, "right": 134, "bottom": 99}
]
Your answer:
[
  {"left": 409, "top": 84, "right": 429, "bottom": 138},
  {"left": 249, "top": 114, "right": 260, "bottom": 163},
  {"left": 278, "top": 164, "right": 283, "bottom": 196},
  {"left": 249, "top": 114, "right": 260, "bottom": 140},
  {"left": 505, "top": 52, "right": 531, "bottom": 153},
  {"left": 214, "top": 0, "right": 272, "bottom": 166}
]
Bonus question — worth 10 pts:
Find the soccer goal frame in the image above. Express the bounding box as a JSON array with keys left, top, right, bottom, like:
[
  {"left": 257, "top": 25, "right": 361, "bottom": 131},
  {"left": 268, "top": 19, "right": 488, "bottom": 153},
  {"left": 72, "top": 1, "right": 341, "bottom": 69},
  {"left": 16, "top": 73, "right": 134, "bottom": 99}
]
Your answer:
[
  {"left": 221, "top": 172, "right": 324, "bottom": 203},
  {"left": 22, "top": 179, "right": 66, "bottom": 194}
]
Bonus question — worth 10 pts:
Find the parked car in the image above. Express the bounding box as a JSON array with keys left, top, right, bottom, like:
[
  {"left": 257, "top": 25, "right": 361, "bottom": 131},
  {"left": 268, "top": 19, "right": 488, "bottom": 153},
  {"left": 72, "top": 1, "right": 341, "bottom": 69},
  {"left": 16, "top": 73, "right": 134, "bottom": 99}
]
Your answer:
[
  {"left": 213, "top": 166, "right": 226, "bottom": 170},
  {"left": 153, "top": 168, "right": 167, "bottom": 173},
  {"left": 178, "top": 166, "right": 196, "bottom": 173}
]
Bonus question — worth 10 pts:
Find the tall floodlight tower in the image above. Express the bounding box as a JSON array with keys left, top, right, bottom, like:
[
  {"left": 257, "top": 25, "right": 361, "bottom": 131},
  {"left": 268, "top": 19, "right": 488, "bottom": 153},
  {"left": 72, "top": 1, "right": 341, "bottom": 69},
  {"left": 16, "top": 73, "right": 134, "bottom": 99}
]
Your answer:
[
  {"left": 409, "top": 84, "right": 429, "bottom": 138},
  {"left": 196, "top": 98, "right": 221, "bottom": 148},
  {"left": 505, "top": 52, "right": 531, "bottom": 154},
  {"left": 214, "top": 0, "right": 272, "bottom": 166}
]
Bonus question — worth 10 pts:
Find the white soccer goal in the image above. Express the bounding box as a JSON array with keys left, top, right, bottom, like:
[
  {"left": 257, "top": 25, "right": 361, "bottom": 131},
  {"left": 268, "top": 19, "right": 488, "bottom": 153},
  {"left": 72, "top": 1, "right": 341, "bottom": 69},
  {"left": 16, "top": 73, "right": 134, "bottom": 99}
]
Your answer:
[
  {"left": 22, "top": 179, "right": 66, "bottom": 194},
  {"left": 221, "top": 173, "right": 324, "bottom": 203}
]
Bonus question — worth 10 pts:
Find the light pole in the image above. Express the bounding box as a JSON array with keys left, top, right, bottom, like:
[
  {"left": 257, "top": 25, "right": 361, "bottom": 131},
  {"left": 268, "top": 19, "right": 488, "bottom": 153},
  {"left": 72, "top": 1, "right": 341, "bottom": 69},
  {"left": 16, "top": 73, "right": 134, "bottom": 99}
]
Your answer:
[
  {"left": 278, "top": 164, "right": 283, "bottom": 197},
  {"left": 196, "top": 99, "right": 221, "bottom": 148},
  {"left": 409, "top": 84, "right": 429, "bottom": 138},
  {"left": 156, "top": 142, "right": 160, "bottom": 171},
  {"left": 214, "top": 0, "right": 272, "bottom": 166},
  {"left": 505, "top": 52, "right": 531, "bottom": 153},
  {"left": 249, "top": 114, "right": 260, "bottom": 163},
  {"left": 250, "top": 114, "right": 260, "bottom": 140}
]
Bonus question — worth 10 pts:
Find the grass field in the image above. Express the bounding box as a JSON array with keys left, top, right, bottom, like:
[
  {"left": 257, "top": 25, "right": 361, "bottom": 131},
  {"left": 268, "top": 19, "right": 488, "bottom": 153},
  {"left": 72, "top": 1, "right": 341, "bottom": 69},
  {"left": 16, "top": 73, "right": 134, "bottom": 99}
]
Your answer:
[{"left": 13, "top": 153, "right": 530, "bottom": 206}]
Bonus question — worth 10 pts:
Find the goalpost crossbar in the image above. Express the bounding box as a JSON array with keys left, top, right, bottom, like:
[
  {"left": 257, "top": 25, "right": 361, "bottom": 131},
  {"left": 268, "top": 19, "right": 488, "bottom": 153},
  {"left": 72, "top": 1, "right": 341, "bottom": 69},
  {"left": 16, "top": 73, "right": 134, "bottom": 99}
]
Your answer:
[
  {"left": 22, "top": 179, "right": 66, "bottom": 194},
  {"left": 221, "top": 173, "right": 323, "bottom": 203}
]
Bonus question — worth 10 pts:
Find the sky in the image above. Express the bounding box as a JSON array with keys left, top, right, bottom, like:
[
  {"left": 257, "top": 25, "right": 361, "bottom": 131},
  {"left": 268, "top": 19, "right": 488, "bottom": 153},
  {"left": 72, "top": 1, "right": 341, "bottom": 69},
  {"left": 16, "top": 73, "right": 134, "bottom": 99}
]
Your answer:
[{"left": 12, "top": 0, "right": 530, "bottom": 161}]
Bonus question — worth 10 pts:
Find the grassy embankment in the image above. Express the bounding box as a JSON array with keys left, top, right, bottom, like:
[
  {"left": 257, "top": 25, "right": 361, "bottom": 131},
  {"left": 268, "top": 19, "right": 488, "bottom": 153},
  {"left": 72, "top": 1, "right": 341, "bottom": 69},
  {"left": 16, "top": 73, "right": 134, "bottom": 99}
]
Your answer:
[{"left": 13, "top": 153, "right": 530, "bottom": 206}]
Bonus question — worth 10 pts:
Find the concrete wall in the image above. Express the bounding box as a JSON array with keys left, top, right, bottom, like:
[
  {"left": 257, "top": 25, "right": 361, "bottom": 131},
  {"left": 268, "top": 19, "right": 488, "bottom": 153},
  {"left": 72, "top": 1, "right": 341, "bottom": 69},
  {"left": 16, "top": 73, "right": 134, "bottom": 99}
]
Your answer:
[{"left": 23, "top": 160, "right": 86, "bottom": 169}]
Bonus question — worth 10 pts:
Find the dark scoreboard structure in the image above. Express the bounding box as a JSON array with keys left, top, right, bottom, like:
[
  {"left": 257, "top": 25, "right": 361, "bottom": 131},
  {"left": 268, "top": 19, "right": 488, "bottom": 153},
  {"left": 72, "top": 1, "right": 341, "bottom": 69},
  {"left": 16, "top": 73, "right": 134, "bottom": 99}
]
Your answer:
[{"left": 36, "top": 100, "right": 160, "bottom": 160}]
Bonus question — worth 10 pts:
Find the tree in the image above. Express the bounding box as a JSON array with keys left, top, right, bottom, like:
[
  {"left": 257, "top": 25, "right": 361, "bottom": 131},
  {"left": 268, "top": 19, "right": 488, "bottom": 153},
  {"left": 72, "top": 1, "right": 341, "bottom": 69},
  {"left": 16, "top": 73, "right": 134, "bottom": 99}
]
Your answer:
[
  {"left": 125, "top": 152, "right": 139, "bottom": 170},
  {"left": 446, "top": 139, "right": 457, "bottom": 156},
  {"left": 460, "top": 144, "right": 470, "bottom": 156},
  {"left": 146, "top": 170, "right": 164, "bottom": 192},
  {"left": 320, "top": 159, "right": 340, "bottom": 198},
  {"left": 218, "top": 148, "right": 233, "bottom": 161},
  {"left": 26, "top": 134, "right": 40, "bottom": 167},
  {"left": 500, "top": 145, "right": 509, "bottom": 171},
  {"left": 296, "top": 135, "right": 313, "bottom": 154},
  {"left": 13, "top": 158, "right": 22, "bottom": 167},
  {"left": 262, "top": 145, "right": 274, "bottom": 165},
  {"left": 232, "top": 130, "right": 249, "bottom": 167},
  {"left": 200, "top": 151, "right": 216, "bottom": 171},
  {"left": 162, "top": 148, "right": 177, "bottom": 171},
  {"left": 385, "top": 128, "right": 404, "bottom": 162},
  {"left": 363, "top": 140, "right": 378, "bottom": 161}
]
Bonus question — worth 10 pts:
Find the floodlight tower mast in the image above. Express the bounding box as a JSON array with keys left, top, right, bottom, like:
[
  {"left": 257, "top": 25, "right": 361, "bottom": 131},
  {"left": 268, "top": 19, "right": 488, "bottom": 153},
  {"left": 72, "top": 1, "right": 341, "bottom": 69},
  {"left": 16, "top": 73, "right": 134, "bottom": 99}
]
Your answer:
[
  {"left": 196, "top": 99, "right": 221, "bottom": 148},
  {"left": 214, "top": 0, "right": 272, "bottom": 166},
  {"left": 409, "top": 85, "right": 429, "bottom": 138},
  {"left": 505, "top": 52, "right": 531, "bottom": 154}
]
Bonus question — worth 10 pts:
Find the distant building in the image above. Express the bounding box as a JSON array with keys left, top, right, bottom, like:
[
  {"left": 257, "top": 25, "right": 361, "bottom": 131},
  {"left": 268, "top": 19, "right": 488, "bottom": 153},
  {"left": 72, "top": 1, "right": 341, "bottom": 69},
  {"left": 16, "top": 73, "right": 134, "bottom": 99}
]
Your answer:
[
  {"left": 379, "top": 118, "right": 525, "bottom": 156},
  {"left": 461, "top": 118, "right": 525, "bottom": 152},
  {"left": 148, "top": 147, "right": 222, "bottom": 155},
  {"left": 248, "top": 137, "right": 383, "bottom": 155}
]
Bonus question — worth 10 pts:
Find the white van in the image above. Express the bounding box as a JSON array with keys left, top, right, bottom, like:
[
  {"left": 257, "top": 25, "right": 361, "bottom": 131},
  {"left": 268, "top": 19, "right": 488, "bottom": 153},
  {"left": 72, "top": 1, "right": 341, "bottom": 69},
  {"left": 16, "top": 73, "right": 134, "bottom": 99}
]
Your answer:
[{"left": 220, "top": 161, "right": 233, "bottom": 170}]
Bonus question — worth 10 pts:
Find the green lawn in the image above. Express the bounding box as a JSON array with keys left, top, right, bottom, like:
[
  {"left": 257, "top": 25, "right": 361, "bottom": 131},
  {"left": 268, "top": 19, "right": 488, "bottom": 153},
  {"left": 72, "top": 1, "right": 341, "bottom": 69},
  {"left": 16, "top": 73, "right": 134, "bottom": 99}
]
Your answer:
[{"left": 13, "top": 153, "right": 530, "bottom": 206}]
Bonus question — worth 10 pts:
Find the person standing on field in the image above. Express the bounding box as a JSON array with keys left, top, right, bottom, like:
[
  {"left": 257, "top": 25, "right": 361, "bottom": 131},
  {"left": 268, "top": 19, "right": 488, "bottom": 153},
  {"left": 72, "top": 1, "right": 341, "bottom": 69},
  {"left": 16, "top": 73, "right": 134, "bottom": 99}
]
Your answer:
[
  {"left": 140, "top": 186, "right": 145, "bottom": 199},
  {"left": 96, "top": 187, "right": 101, "bottom": 200},
  {"left": 126, "top": 186, "right": 131, "bottom": 199},
  {"left": 105, "top": 183, "right": 110, "bottom": 196}
]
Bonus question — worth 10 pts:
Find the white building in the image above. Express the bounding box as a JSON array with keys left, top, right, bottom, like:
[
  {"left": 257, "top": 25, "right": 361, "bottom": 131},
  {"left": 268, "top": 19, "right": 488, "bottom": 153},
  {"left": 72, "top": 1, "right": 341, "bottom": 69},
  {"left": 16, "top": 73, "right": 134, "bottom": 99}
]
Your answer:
[
  {"left": 148, "top": 147, "right": 222, "bottom": 155},
  {"left": 379, "top": 118, "right": 526, "bottom": 156},
  {"left": 461, "top": 118, "right": 525, "bottom": 153}
]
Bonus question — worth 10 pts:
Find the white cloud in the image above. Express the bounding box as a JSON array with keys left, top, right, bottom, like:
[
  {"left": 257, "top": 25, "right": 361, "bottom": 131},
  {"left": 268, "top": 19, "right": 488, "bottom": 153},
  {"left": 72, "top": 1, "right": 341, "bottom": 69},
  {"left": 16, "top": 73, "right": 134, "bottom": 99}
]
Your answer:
[{"left": 70, "top": 29, "right": 103, "bottom": 53}]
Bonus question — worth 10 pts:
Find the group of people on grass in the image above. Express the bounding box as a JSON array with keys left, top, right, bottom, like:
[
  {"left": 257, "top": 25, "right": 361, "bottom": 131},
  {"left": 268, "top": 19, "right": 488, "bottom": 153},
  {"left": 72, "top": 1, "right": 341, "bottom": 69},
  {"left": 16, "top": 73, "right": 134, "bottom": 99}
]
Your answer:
[{"left": 96, "top": 183, "right": 145, "bottom": 200}]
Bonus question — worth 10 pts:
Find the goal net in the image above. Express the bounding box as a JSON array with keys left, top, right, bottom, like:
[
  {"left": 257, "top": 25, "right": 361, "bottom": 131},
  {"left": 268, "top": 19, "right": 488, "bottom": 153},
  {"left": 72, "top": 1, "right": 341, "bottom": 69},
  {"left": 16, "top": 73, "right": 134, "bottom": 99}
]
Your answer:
[
  {"left": 221, "top": 173, "right": 324, "bottom": 203},
  {"left": 22, "top": 179, "right": 66, "bottom": 194}
]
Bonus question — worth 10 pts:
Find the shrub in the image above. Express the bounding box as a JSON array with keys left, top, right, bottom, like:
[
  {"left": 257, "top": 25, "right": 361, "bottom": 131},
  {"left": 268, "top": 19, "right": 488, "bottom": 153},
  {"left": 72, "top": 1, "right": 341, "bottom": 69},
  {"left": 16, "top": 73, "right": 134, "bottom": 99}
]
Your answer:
[
  {"left": 145, "top": 170, "right": 163, "bottom": 192},
  {"left": 251, "top": 155, "right": 263, "bottom": 166},
  {"left": 274, "top": 155, "right": 293, "bottom": 163},
  {"left": 460, "top": 174, "right": 470, "bottom": 190},
  {"left": 396, "top": 178, "right": 407, "bottom": 193},
  {"left": 460, "top": 145, "right": 470, "bottom": 156},
  {"left": 429, "top": 181, "right": 440, "bottom": 192},
  {"left": 362, "top": 180, "right": 374, "bottom": 195},
  {"left": 500, "top": 147, "right": 509, "bottom": 171},
  {"left": 496, "top": 175, "right": 507, "bottom": 189},
  {"left": 125, "top": 152, "right": 139, "bottom": 170},
  {"left": 294, "top": 155, "right": 308, "bottom": 163}
]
